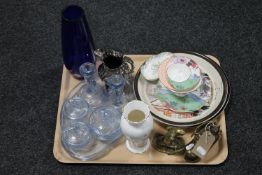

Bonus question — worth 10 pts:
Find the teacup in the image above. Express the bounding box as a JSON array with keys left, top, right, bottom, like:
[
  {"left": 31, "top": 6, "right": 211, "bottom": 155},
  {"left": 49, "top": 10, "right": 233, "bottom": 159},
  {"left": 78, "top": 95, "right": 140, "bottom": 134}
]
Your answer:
[{"left": 158, "top": 55, "right": 202, "bottom": 96}]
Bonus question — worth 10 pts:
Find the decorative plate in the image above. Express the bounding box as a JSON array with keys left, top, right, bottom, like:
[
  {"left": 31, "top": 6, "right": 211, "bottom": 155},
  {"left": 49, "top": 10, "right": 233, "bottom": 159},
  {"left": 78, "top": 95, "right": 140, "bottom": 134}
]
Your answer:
[
  {"left": 151, "top": 73, "right": 212, "bottom": 113},
  {"left": 134, "top": 52, "right": 230, "bottom": 127}
]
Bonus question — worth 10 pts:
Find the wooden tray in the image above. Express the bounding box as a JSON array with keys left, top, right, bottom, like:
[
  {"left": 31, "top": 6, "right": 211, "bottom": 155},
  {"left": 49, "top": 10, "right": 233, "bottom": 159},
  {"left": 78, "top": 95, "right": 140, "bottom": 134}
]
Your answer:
[{"left": 53, "top": 54, "right": 228, "bottom": 165}]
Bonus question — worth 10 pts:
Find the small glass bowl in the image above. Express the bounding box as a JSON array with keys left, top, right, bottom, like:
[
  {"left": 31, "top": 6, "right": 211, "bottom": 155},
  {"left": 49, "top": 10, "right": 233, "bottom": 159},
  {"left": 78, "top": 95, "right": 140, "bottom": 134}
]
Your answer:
[
  {"left": 62, "top": 122, "right": 95, "bottom": 149},
  {"left": 62, "top": 96, "right": 89, "bottom": 120},
  {"left": 89, "top": 106, "right": 122, "bottom": 141}
]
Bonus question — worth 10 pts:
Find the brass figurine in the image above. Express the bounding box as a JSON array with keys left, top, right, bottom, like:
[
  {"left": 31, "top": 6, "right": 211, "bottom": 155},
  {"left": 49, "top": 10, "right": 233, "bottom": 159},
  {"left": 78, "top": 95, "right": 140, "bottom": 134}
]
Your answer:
[{"left": 152, "top": 127, "right": 186, "bottom": 155}]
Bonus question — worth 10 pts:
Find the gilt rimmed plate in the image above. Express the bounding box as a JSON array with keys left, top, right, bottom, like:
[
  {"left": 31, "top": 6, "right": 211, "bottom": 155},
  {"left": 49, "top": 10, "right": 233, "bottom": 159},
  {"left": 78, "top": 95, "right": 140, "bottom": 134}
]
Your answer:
[{"left": 134, "top": 52, "right": 230, "bottom": 127}]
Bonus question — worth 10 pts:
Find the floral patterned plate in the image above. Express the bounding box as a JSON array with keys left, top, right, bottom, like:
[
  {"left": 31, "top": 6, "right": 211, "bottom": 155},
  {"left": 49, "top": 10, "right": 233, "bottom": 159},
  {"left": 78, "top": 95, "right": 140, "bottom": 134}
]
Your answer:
[
  {"left": 134, "top": 52, "right": 230, "bottom": 127},
  {"left": 152, "top": 73, "right": 212, "bottom": 113}
]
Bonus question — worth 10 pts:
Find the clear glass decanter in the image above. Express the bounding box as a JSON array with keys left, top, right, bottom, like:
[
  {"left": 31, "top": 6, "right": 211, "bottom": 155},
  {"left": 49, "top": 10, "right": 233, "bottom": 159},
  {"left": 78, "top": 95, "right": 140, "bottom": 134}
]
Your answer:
[
  {"left": 78, "top": 62, "right": 105, "bottom": 107},
  {"left": 105, "top": 74, "right": 127, "bottom": 111}
]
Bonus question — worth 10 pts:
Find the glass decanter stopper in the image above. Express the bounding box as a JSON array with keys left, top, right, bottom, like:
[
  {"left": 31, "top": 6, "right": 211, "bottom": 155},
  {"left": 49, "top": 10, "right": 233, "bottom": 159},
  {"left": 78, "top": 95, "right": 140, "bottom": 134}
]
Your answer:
[
  {"left": 78, "top": 62, "right": 105, "bottom": 107},
  {"left": 105, "top": 74, "right": 127, "bottom": 110}
]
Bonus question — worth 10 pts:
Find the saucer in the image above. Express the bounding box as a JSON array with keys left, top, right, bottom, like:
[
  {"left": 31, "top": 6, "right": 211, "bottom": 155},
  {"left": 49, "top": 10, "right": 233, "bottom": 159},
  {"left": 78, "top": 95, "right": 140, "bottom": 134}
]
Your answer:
[{"left": 141, "top": 52, "right": 173, "bottom": 81}]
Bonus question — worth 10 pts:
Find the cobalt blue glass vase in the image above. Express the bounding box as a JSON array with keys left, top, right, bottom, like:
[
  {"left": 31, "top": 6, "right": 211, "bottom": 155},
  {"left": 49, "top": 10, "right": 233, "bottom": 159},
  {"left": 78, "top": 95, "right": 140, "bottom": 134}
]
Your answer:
[{"left": 62, "top": 5, "right": 95, "bottom": 78}]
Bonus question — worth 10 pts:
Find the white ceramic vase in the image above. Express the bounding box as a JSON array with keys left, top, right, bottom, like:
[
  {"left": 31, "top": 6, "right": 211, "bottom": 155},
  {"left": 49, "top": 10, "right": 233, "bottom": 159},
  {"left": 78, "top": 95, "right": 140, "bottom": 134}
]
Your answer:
[{"left": 120, "top": 100, "right": 153, "bottom": 154}]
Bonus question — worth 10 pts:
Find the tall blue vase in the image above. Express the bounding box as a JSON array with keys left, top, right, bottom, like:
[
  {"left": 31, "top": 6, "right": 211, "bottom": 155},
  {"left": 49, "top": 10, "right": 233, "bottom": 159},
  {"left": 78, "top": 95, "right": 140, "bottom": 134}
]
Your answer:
[{"left": 62, "top": 5, "right": 95, "bottom": 78}]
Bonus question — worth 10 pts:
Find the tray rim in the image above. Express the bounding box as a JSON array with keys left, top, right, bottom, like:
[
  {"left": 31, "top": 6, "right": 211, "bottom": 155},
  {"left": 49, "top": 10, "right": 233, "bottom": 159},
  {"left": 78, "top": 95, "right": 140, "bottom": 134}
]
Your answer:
[{"left": 53, "top": 54, "right": 228, "bottom": 165}]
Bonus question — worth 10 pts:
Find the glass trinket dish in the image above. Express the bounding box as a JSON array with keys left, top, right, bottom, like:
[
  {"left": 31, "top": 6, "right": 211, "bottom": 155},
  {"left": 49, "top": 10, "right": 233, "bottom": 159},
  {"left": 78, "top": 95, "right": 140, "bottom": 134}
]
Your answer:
[
  {"left": 60, "top": 96, "right": 90, "bottom": 129},
  {"left": 90, "top": 106, "right": 122, "bottom": 141},
  {"left": 62, "top": 122, "right": 95, "bottom": 149},
  {"left": 59, "top": 62, "right": 127, "bottom": 161}
]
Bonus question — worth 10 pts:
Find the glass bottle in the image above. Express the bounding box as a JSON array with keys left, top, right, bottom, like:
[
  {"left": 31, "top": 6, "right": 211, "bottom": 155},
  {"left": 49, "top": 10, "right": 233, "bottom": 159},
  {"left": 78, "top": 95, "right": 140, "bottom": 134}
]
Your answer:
[
  {"left": 105, "top": 74, "right": 127, "bottom": 110},
  {"left": 78, "top": 62, "right": 105, "bottom": 107}
]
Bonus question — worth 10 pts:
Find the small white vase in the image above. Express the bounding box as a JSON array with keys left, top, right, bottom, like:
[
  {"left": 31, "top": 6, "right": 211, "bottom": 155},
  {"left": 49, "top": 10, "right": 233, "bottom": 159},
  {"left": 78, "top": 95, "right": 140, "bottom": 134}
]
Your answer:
[{"left": 120, "top": 100, "right": 153, "bottom": 154}]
